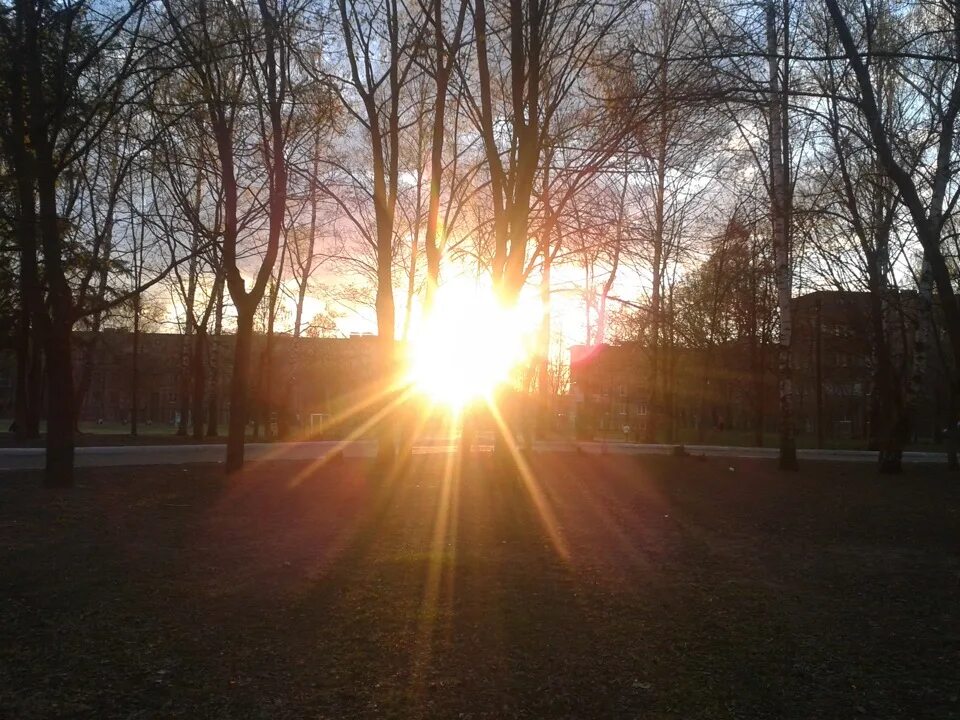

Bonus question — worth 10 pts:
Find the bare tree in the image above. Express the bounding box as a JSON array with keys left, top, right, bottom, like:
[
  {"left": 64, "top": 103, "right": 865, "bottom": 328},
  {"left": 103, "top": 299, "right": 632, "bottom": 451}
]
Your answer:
[
  {"left": 697, "top": 0, "right": 803, "bottom": 465},
  {"left": 797, "top": 2, "right": 917, "bottom": 470},
  {"left": 416, "top": 0, "right": 469, "bottom": 306},
  {"left": 329, "top": 0, "right": 422, "bottom": 457},
  {"left": 161, "top": 0, "right": 300, "bottom": 471},
  {"left": 148, "top": 86, "right": 227, "bottom": 440},
  {"left": 0, "top": 0, "right": 192, "bottom": 485},
  {"left": 334, "top": 0, "right": 417, "bottom": 345},
  {"left": 824, "top": 0, "right": 960, "bottom": 468},
  {"left": 765, "top": 0, "right": 797, "bottom": 469},
  {"left": 465, "top": 0, "right": 632, "bottom": 302}
]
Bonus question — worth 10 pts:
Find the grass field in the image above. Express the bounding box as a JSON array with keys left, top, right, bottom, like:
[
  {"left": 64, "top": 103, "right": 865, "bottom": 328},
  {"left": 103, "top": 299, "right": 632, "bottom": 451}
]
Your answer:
[{"left": 1, "top": 454, "right": 958, "bottom": 719}]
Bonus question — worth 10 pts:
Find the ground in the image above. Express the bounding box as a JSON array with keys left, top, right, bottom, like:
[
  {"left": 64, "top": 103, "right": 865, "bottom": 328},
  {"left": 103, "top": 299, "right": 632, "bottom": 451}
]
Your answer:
[{"left": 1, "top": 454, "right": 958, "bottom": 719}]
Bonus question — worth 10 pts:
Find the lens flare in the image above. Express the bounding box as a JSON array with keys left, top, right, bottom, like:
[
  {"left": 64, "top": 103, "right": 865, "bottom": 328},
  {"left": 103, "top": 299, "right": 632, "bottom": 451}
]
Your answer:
[{"left": 405, "top": 280, "right": 533, "bottom": 411}]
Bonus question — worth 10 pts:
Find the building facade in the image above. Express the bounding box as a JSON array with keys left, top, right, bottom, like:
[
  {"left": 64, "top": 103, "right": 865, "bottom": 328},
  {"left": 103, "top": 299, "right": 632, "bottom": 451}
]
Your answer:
[
  {"left": 1, "top": 331, "right": 382, "bottom": 432},
  {"left": 569, "top": 291, "right": 948, "bottom": 446},
  {"left": 569, "top": 340, "right": 780, "bottom": 442},
  {"left": 791, "top": 290, "right": 948, "bottom": 444}
]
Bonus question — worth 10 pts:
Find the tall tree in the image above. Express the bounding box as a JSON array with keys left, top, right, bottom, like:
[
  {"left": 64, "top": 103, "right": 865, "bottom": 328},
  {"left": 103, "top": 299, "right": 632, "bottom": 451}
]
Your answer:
[
  {"left": 466, "top": 0, "right": 631, "bottom": 302},
  {"left": 799, "top": 3, "right": 911, "bottom": 470},
  {"left": 766, "top": 0, "right": 797, "bottom": 469},
  {"left": 417, "top": 0, "right": 469, "bottom": 307},
  {"left": 162, "top": 0, "right": 301, "bottom": 471},
  {"left": 0, "top": 0, "right": 182, "bottom": 485},
  {"left": 824, "top": 0, "right": 960, "bottom": 469},
  {"left": 333, "top": 0, "right": 419, "bottom": 457}
]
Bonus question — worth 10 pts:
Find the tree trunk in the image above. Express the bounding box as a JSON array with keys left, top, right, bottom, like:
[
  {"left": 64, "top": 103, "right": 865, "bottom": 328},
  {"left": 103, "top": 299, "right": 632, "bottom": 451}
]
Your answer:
[
  {"left": 535, "top": 148, "right": 556, "bottom": 439},
  {"left": 902, "top": 258, "right": 933, "bottom": 461},
  {"left": 259, "top": 240, "right": 288, "bottom": 439},
  {"left": 177, "top": 218, "right": 200, "bottom": 435},
  {"left": 872, "top": 296, "right": 903, "bottom": 474},
  {"left": 75, "top": 189, "right": 115, "bottom": 425},
  {"left": 294, "top": 136, "right": 320, "bottom": 339},
  {"left": 131, "top": 295, "right": 140, "bottom": 436},
  {"left": 749, "top": 253, "right": 763, "bottom": 447},
  {"left": 595, "top": 172, "right": 626, "bottom": 348},
  {"left": 207, "top": 284, "right": 223, "bottom": 436},
  {"left": 766, "top": 0, "right": 797, "bottom": 470},
  {"left": 421, "top": 0, "right": 468, "bottom": 308},
  {"left": 665, "top": 283, "right": 677, "bottom": 443},
  {"left": 755, "top": 333, "right": 766, "bottom": 447},
  {"left": 177, "top": 335, "right": 191, "bottom": 435},
  {"left": 44, "top": 317, "right": 75, "bottom": 486},
  {"left": 697, "top": 345, "right": 711, "bottom": 443},
  {"left": 35, "top": 147, "right": 75, "bottom": 485},
  {"left": 28, "top": 327, "right": 43, "bottom": 432},
  {"left": 226, "top": 309, "right": 254, "bottom": 473},
  {"left": 257, "top": 341, "right": 272, "bottom": 440},
  {"left": 815, "top": 295, "right": 824, "bottom": 449},
  {"left": 423, "top": 72, "right": 450, "bottom": 309},
  {"left": 404, "top": 144, "right": 425, "bottom": 339},
  {"left": 645, "top": 109, "right": 667, "bottom": 444},
  {"left": 870, "top": 248, "right": 907, "bottom": 473},
  {"left": 403, "top": 228, "right": 418, "bottom": 340},
  {"left": 537, "top": 242, "right": 552, "bottom": 438},
  {"left": 130, "top": 171, "right": 147, "bottom": 437},
  {"left": 824, "top": 0, "right": 960, "bottom": 465},
  {"left": 14, "top": 305, "right": 29, "bottom": 439},
  {"left": 375, "top": 224, "right": 397, "bottom": 462},
  {"left": 191, "top": 330, "right": 207, "bottom": 440},
  {"left": 12, "top": 147, "right": 42, "bottom": 440},
  {"left": 14, "top": 302, "right": 41, "bottom": 440}
]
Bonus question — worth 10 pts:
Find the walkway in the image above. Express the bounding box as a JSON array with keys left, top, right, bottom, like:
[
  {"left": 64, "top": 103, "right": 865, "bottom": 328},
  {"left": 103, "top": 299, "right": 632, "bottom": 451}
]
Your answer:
[{"left": 0, "top": 439, "right": 946, "bottom": 471}]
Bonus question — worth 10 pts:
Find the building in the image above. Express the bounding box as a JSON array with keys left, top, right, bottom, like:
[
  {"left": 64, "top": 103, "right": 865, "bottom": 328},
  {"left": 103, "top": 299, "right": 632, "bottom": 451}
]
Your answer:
[
  {"left": 568, "top": 341, "right": 779, "bottom": 442},
  {"left": 791, "top": 290, "right": 947, "bottom": 444},
  {"left": 569, "top": 290, "right": 948, "bottom": 446},
  {"left": 1, "top": 330, "right": 383, "bottom": 433}
]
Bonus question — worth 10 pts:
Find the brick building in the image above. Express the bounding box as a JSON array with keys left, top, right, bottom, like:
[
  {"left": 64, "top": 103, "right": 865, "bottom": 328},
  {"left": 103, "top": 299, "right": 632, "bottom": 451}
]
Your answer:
[
  {"left": 568, "top": 341, "right": 779, "bottom": 442},
  {"left": 791, "top": 290, "right": 948, "bottom": 443},
  {"left": 1, "top": 331, "right": 382, "bottom": 432},
  {"left": 569, "top": 291, "right": 948, "bottom": 446}
]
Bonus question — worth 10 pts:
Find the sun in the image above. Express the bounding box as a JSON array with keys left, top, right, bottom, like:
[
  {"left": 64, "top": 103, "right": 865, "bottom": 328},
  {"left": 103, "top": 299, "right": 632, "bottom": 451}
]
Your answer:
[{"left": 405, "top": 280, "right": 534, "bottom": 411}]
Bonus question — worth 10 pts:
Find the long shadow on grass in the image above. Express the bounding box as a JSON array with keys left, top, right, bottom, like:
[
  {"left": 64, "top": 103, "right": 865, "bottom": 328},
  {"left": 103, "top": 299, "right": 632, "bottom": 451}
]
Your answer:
[{"left": 265, "top": 452, "right": 606, "bottom": 718}]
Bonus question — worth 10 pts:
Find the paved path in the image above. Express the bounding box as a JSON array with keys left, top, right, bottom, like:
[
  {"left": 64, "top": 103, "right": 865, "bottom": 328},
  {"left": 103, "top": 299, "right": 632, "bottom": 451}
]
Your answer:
[{"left": 0, "top": 438, "right": 947, "bottom": 471}]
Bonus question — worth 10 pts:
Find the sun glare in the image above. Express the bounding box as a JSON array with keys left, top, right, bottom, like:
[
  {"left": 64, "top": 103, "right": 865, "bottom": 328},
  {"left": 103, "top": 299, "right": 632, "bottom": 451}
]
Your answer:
[{"left": 405, "top": 280, "right": 534, "bottom": 411}]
